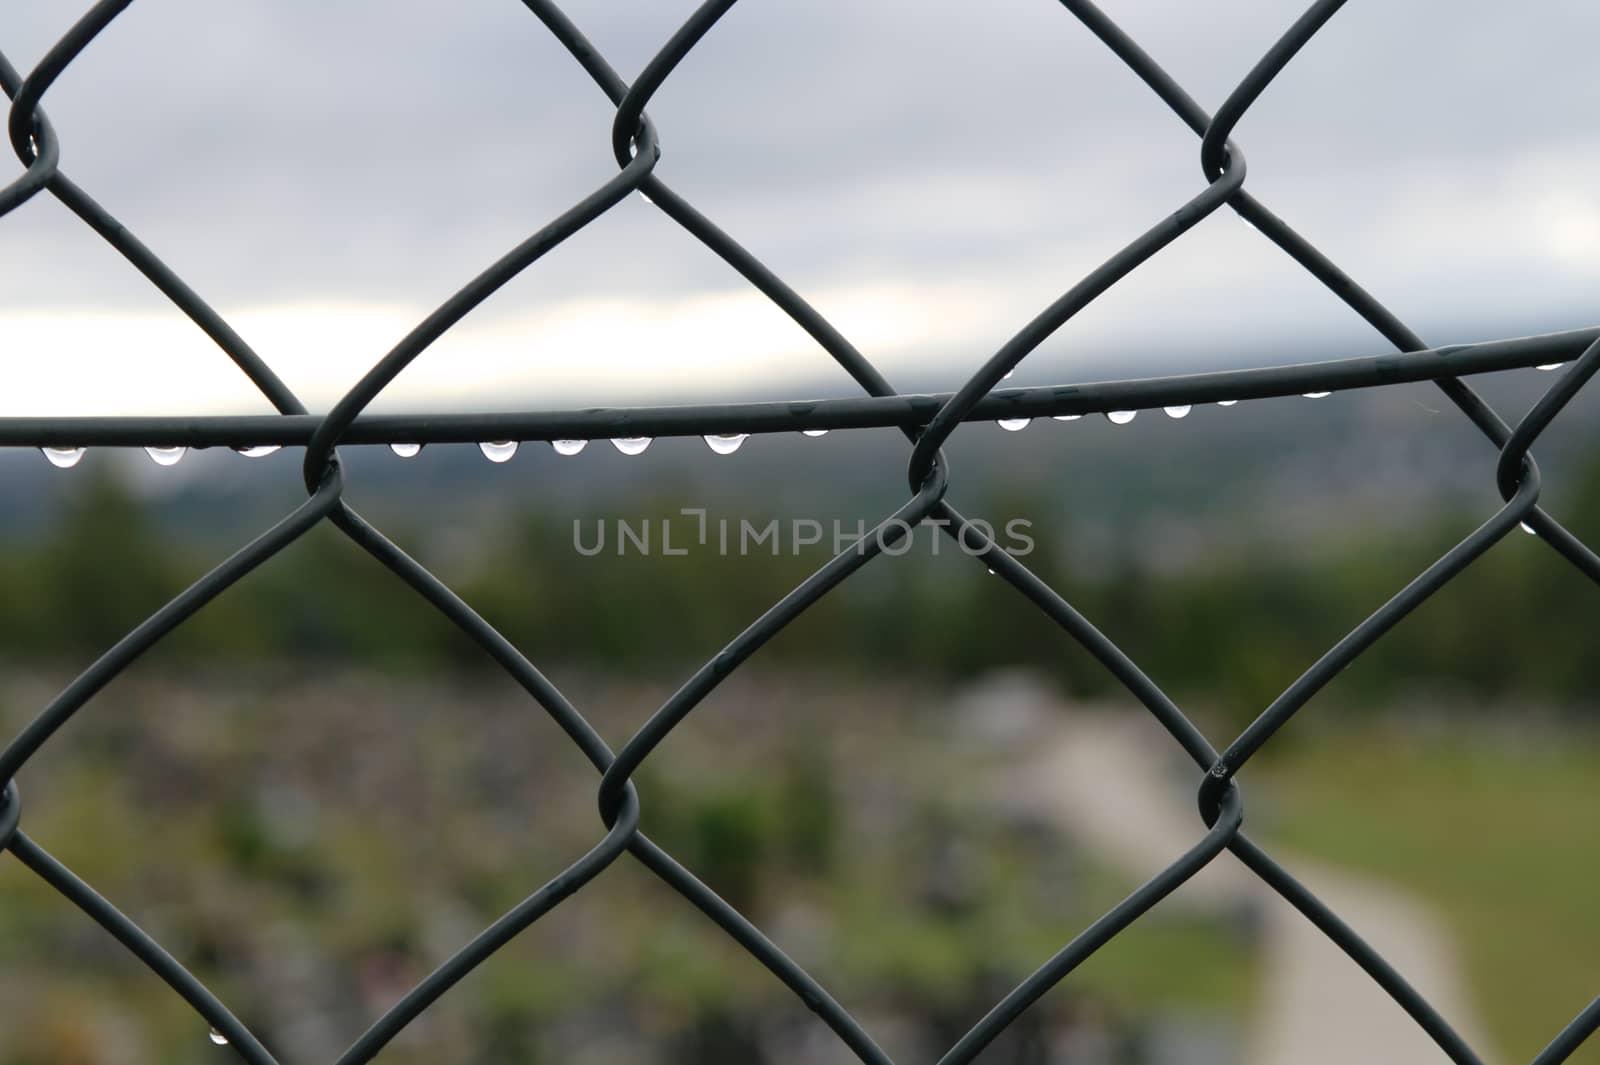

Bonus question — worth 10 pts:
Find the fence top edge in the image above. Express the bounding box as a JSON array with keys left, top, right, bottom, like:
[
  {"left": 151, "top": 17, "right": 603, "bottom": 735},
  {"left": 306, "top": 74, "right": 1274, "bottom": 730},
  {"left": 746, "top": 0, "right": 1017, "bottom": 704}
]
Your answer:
[{"left": 1, "top": 326, "right": 1592, "bottom": 448}]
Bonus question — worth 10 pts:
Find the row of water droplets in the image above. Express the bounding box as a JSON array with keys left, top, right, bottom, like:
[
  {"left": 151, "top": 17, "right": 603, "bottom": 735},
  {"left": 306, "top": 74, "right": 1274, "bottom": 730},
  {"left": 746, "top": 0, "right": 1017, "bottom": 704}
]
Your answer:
[
  {"left": 993, "top": 389, "right": 1342, "bottom": 432},
  {"left": 444, "top": 429, "right": 840, "bottom": 461},
  {"left": 34, "top": 362, "right": 1574, "bottom": 468},
  {"left": 29, "top": 402, "right": 1237, "bottom": 464},
  {"left": 467, "top": 434, "right": 754, "bottom": 463},
  {"left": 41, "top": 444, "right": 281, "bottom": 469},
  {"left": 19, "top": 400, "right": 1344, "bottom": 463},
  {"left": 35, "top": 436, "right": 766, "bottom": 468}
]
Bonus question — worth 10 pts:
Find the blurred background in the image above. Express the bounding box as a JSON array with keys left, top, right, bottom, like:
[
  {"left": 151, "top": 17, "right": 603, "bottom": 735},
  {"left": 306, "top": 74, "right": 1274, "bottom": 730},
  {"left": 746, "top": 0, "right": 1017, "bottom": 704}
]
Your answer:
[
  {"left": 3, "top": 382, "right": 1599, "bottom": 1064},
  {"left": 3, "top": 0, "right": 1600, "bottom": 1062}
]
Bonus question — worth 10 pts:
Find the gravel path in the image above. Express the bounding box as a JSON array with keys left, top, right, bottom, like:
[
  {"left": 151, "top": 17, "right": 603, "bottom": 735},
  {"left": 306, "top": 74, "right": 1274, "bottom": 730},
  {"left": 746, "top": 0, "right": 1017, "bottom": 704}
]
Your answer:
[{"left": 1013, "top": 711, "right": 1493, "bottom": 1065}]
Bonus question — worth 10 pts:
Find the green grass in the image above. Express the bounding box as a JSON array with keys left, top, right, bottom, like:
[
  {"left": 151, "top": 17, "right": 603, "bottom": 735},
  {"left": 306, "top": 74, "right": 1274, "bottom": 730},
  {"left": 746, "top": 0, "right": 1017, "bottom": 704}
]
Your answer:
[
  {"left": 825, "top": 845, "right": 1259, "bottom": 1023},
  {"left": 1259, "top": 721, "right": 1600, "bottom": 1062},
  {"left": 0, "top": 682, "right": 1264, "bottom": 1062}
]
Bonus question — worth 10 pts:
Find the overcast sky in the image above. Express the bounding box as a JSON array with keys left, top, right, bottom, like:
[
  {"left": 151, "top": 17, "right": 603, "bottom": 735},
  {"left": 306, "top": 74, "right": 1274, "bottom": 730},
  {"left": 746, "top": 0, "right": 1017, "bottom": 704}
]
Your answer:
[{"left": 1, "top": 0, "right": 1597, "bottom": 415}]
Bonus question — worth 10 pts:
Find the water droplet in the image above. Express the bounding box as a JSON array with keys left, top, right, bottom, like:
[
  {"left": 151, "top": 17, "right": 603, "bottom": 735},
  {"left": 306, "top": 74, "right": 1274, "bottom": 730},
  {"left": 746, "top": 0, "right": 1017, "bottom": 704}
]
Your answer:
[
  {"left": 234, "top": 445, "right": 280, "bottom": 458},
  {"left": 1536, "top": 363, "right": 1564, "bottom": 372},
  {"left": 389, "top": 442, "right": 422, "bottom": 458},
  {"left": 1303, "top": 391, "right": 1331, "bottom": 399},
  {"left": 1106, "top": 410, "right": 1137, "bottom": 425},
  {"left": 1217, "top": 400, "right": 1238, "bottom": 407},
  {"left": 613, "top": 436, "right": 652, "bottom": 456},
  {"left": 41, "top": 447, "right": 84, "bottom": 468},
  {"left": 703, "top": 433, "right": 747, "bottom": 455},
  {"left": 1164, "top": 406, "right": 1191, "bottom": 419},
  {"left": 997, "top": 418, "right": 1031, "bottom": 432},
  {"left": 1003, "top": 369, "right": 1014, "bottom": 380},
  {"left": 1052, "top": 414, "right": 1082, "bottom": 421},
  {"left": 145, "top": 446, "right": 185, "bottom": 467},
  {"left": 1521, "top": 522, "right": 1537, "bottom": 535},
  {"left": 551, "top": 439, "right": 587, "bottom": 456},
  {"left": 802, "top": 429, "right": 829, "bottom": 437},
  {"left": 639, "top": 190, "right": 653, "bottom": 205},
  {"left": 208, "top": 1027, "right": 229, "bottom": 1046},
  {"left": 987, "top": 568, "right": 996, "bottom": 575},
  {"left": 478, "top": 441, "right": 518, "bottom": 463},
  {"left": 628, "top": 145, "right": 651, "bottom": 199}
]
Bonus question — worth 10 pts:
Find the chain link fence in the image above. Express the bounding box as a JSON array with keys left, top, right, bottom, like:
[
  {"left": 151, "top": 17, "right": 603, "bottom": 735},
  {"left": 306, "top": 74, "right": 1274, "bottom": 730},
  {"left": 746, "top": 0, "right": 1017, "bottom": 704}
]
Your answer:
[{"left": 3, "top": 0, "right": 1599, "bottom": 1061}]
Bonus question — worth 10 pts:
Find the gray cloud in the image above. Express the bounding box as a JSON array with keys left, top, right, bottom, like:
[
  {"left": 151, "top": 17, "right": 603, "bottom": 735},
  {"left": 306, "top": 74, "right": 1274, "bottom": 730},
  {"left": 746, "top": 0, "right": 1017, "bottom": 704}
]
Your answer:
[{"left": 1, "top": 0, "right": 1597, "bottom": 401}]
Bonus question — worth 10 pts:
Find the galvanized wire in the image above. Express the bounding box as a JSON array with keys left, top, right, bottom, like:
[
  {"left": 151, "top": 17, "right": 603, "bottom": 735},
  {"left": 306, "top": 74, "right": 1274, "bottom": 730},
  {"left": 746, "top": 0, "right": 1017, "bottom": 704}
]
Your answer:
[{"left": 2, "top": 1, "right": 1599, "bottom": 1062}]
